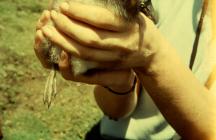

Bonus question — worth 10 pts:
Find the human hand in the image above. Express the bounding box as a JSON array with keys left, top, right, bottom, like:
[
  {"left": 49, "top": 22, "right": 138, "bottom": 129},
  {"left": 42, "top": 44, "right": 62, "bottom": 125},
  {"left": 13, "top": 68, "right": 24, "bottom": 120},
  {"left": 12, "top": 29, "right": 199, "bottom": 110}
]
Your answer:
[
  {"left": 35, "top": 10, "right": 53, "bottom": 69},
  {"left": 34, "top": 10, "right": 135, "bottom": 93},
  {"left": 41, "top": 2, "right": 162, "bottom": 70}
]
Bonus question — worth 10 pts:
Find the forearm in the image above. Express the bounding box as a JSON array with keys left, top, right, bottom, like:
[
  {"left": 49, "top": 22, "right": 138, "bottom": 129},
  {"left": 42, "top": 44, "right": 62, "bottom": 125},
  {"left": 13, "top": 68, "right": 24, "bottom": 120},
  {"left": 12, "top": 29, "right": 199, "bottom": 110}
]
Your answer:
[
  {"left": 93, "top": 83, "right": 140, "bottom": 119},
  {"left": 135, "top": 39, "right": 216, "bottom": 139}
]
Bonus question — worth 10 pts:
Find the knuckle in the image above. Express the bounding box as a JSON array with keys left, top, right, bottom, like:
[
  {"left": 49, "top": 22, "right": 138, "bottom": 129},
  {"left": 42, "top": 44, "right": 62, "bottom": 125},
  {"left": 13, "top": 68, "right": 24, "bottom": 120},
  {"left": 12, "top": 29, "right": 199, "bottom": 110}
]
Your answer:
[{"left": 86, "top": 36, "right": 100, "bottom": 46}]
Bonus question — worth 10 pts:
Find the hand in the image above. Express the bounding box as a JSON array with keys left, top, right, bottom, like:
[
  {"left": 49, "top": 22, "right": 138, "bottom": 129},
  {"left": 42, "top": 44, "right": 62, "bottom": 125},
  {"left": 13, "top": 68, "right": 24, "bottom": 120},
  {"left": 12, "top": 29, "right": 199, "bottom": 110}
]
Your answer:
[
  {"left": 59, "top": 51, "right": 135, "bottom": 92},
  {"left": 34, "top": 10, "right": 135, "bottom": 93},
  {"left": 41, "top": 2, "right": 161, "bottom": 70},
  {"left": 35, "top": 10, "right": 52, "bottom": 69}
]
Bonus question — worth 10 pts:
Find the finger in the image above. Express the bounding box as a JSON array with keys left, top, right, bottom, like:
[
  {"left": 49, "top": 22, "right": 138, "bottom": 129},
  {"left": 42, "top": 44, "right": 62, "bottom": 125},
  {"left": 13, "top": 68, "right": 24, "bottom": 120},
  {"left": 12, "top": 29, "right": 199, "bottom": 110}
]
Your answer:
[
  {"left": 59, "top": 2, "right": 128, "bottom": 32},
  {"left": 59, "top": 51, "right": 134, "bottom": 86},
  {"left": 36, "top": 10, "right": 51, "bottom": 30},
  {"left": 58, "top": 50, "right": 101, "bottom": 83},
  {"left": 50, "top": 11, "right": 139, "bottom": 51},
  {"left": 58, "top": 51, "right": 97, "bottom": 84},
  {"left": 34, "top": 30, "right": 52, "bottom": 68},
  {"left": 41, "top": 25, "right": 124, "bottom": 62}
]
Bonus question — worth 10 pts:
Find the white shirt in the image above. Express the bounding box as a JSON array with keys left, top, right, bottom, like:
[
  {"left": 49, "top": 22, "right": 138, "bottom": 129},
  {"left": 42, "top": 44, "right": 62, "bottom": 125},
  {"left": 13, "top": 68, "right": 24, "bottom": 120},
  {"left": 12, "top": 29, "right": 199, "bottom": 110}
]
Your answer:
[{"left": 100, "top": 0, "right": 213, "bottom": 139}]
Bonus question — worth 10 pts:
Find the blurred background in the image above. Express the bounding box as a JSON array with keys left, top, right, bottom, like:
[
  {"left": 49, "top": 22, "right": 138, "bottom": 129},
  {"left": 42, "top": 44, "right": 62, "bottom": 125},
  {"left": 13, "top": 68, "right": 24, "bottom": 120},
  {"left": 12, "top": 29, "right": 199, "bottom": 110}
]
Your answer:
[{"left": 0, "top": 0, "right": 102, "bottom": 139}]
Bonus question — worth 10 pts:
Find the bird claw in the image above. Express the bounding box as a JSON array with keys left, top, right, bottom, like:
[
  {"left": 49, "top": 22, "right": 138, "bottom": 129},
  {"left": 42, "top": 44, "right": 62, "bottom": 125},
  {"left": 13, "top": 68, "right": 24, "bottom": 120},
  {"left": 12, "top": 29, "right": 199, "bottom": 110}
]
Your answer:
[{"left": 43, "top": 68, "right": 57, "bottom": 109}]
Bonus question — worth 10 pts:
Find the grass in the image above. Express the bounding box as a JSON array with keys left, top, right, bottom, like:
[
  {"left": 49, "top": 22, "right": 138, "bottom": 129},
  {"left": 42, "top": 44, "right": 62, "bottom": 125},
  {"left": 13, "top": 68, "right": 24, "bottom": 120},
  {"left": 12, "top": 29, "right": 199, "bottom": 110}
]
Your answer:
[{"left": 0, "top": 0, "right": 102, "bottom": 139}]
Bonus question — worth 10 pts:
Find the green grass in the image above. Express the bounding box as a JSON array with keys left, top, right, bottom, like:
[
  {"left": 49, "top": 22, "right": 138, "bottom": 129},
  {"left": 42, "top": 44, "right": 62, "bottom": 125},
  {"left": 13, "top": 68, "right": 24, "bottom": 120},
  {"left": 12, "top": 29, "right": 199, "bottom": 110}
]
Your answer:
[{"left": 0, "top": 0, "right": 102, "bottom": 139}]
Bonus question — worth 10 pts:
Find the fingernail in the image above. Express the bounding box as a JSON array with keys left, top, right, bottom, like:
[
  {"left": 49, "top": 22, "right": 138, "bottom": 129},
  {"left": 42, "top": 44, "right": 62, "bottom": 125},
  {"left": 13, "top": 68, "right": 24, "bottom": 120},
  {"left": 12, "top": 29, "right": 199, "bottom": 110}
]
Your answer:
[
  {"left": 51, "top": 10, "right": 57, "bottom": 19},
  {"left": 60, "top": 2, "right": 69, "bottom": 11},
  {"left": 44, "top": 10, "right": 50, "bottom": 18}
]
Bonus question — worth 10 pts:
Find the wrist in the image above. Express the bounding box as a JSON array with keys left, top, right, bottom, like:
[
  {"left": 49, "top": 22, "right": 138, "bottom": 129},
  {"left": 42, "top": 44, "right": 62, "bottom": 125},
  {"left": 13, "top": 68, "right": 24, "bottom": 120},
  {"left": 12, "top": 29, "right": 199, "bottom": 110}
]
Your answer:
[
  {"left": 94, "top": 82, "right": 139, "bottom": 120},
  {"left": 138, "top": 27, "right": 176, "bottom": 76},
  {"left": 137, "top": 13, "right": 171, "bottom": 75},
  {"left": 135, "top": 36, "right": 184, "bottom": 83},
  {"left": 104, "top": 78, "right": 136, "bottom": 95}
]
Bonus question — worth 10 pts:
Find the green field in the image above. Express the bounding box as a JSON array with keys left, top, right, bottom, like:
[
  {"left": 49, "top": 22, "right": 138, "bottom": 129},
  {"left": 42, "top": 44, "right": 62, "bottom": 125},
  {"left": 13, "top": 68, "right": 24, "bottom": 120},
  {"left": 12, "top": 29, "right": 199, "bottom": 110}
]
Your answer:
[{"left": 0, "top": 0, "right": 102, "bottom": 139}]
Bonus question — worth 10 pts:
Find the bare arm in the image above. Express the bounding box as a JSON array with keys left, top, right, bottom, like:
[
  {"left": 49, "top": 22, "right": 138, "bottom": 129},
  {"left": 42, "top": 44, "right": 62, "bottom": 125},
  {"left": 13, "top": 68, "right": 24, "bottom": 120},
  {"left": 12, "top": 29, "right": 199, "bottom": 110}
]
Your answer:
[
  {"left": 37, "top": 1, "right": 216, "bottom": 139},
  {"left": 134, "top": 37, "right": 216, "bottom": 139},
  {"left": 93, "top": 79, "right": 141, "bottom": 119}
]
